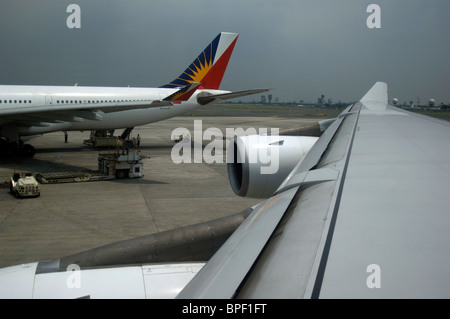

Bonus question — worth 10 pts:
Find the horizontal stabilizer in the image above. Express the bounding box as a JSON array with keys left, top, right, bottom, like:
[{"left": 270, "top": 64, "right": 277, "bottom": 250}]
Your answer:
[
  {"left": 197, "top": 88, "right": 269, "bottom": 105},
  {"left": 163, "top": 82, "right": 201, "bottom": 102}
]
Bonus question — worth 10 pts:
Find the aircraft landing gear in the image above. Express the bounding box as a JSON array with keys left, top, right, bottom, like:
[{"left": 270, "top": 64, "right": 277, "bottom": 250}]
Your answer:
[
  {"left": 20, "top": 144, "right": 36, "bottom": 157},
  {"left": 0, "top": 138, "right": 36, "bottom": 158}
]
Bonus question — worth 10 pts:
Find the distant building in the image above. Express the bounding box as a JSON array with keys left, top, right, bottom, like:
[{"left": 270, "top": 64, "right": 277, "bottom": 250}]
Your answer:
[
  {"left": 261, "top": 95, "right": 266, "bottom": 104},
  {"left": 317, "top": 94, "right": 325, "bottom": 106}
]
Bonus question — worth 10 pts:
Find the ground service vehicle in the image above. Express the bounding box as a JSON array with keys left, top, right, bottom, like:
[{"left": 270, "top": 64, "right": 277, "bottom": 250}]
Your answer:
[{"left": 10, "top": 173, "right": 40, "bottom": 198}]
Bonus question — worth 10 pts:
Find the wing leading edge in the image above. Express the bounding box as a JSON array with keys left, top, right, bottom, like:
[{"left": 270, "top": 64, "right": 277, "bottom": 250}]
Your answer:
[{"left": 177, "top": 82, "right": 450, "bottom": 298}]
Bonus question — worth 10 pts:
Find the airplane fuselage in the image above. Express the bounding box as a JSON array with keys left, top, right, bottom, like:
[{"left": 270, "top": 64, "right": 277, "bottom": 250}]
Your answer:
[{"left": 0, "top": 85, "right": 226, "bottom": 137}]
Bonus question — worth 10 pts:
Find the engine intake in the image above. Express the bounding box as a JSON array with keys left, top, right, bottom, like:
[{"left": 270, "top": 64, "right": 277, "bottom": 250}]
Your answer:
[{"left": 227, "top": 135, "right": 318, "bottom": 198}]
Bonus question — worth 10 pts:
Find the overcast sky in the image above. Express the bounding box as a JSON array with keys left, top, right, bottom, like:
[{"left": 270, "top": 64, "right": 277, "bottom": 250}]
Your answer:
[{"left": 0, "top": 0, "right": 449, "bottom": 104}]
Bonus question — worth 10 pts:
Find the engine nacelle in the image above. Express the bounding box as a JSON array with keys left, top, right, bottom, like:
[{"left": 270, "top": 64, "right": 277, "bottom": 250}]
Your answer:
[{"left": 227, "top": 135, "right": 318, "bottom": 198}]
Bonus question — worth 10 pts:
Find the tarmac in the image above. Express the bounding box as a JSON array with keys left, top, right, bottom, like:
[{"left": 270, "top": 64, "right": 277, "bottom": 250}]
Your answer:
[{"left": 0, "top": 112, "right": 323, "bottom": 268}]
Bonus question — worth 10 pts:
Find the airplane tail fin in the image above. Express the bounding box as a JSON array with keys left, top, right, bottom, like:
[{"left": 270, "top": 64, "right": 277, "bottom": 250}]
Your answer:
[{"left": 160, "top": 32, "right": 238, "bottom": 90}]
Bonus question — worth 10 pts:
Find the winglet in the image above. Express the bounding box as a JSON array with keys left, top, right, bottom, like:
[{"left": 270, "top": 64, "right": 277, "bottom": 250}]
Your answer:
[
  {"left": 360, "top": 82, "right": 388, "bottom": 112},
  {"left": 160, "top": 32, "right": 239, "bottom": 90}
]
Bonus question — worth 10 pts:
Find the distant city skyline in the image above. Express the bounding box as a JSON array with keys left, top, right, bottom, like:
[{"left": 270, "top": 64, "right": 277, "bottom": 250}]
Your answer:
[{"left": 238, "top": 93, "right": 447, "bottom": 107}]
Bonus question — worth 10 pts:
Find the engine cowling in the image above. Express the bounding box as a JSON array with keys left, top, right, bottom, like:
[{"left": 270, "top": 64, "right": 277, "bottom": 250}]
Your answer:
[{"left": 227, "top": 135, "right": 318, "bottom": 198}]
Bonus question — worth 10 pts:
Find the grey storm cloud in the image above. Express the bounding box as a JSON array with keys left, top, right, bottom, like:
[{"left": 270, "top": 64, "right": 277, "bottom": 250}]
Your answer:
[{"left": 0, "top": 0, "right": 449, "bottom": 104}]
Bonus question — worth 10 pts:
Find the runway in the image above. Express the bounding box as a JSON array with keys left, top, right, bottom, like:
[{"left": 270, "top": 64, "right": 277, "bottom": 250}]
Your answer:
[{"left": 0, "top": 114, "right": 323, "bottom": 268}]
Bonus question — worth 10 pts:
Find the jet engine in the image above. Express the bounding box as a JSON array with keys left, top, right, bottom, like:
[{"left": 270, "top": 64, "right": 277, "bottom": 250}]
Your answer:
[{"left": 227, "top": 135, "right": 318, "bottom": 198}]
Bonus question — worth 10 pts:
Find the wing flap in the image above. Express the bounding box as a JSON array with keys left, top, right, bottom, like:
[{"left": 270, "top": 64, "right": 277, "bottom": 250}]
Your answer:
[{"left": 176, "top": 188, "right": 298, "bottom": 299}]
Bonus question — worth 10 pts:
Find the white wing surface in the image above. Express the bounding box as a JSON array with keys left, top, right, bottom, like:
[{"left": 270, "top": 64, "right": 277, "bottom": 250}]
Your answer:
[{"left": 177, "top": 82, "right": 450, "bottom": 299}]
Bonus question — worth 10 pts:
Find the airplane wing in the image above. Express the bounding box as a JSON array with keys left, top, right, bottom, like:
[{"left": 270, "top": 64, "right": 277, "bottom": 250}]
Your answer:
[
  {"left": 196, "top": 88, "right": 269, "bottom": 105},
  {"left": 0, "top": 100, "right": 168, "bottom": 117},
  {"left": 177, "top": 82, "right": 450, "bottom": 298}
]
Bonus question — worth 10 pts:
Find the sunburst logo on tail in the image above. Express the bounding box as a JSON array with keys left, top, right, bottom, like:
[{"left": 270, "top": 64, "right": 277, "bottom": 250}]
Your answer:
[
  {"left": 181, "top": 49, "right": 214, "bottom": 85},
  {"left": 161, "top": 32, "right": 238, "bottom": 90}
]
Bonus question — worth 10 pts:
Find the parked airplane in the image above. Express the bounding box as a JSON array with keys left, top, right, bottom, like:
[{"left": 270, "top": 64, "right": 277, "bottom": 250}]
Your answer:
[
  {"left": 0, "top": 32, "right": 267, "bottom": 157},
  {"left": 1, "top": 82, "right": 448, "bottom": 299}
]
